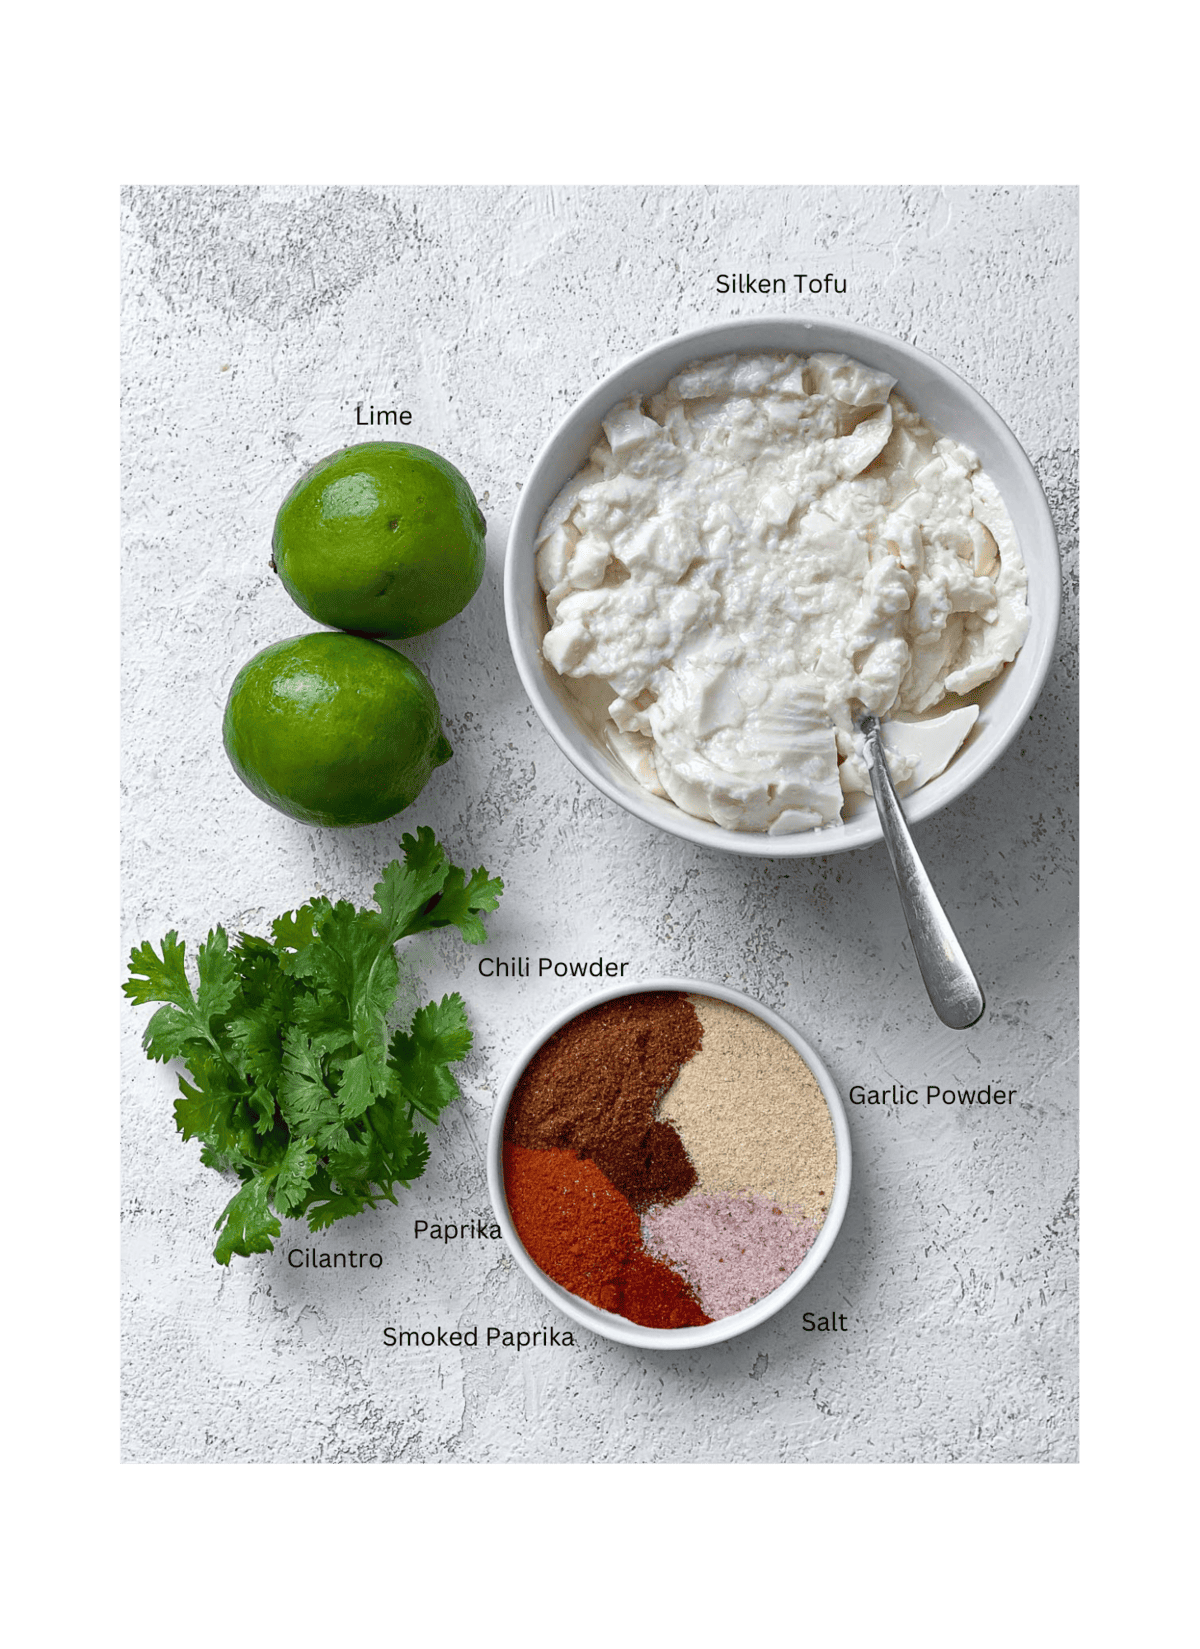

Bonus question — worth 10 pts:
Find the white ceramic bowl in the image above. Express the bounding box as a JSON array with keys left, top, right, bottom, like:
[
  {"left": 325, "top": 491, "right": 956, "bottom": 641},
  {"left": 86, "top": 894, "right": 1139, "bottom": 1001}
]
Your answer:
[
  {"left": 505, "top": 316, "right": 1061, "bottom": 857},
  {"left": 486, "top": 979, "right": 852, "bottom": 1350}
]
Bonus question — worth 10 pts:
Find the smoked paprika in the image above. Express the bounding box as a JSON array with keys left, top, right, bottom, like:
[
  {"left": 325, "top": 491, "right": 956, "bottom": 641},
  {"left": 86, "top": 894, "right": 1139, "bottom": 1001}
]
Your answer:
[{"left": 503, "top": 1143, "right": 710, "bottom": 1330}]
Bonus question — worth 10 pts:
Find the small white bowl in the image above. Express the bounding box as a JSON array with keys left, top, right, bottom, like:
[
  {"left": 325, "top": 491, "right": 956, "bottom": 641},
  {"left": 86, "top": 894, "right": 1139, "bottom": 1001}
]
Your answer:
[
  {"left": 486, "top": 979, "right": 852, "bottom": 1350},
  {"left": 505, "top": 316, "right": 1061, "bottom": 857}
]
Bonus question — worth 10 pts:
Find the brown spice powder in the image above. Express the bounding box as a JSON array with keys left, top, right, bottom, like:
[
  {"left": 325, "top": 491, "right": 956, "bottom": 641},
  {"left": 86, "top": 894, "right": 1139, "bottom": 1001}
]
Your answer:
[
  {"left": 503, "top": 992, "right": 702, "bottom": 1212},
  {"left": 655, "top": 995, "right": 837, "bottom": 1224}
]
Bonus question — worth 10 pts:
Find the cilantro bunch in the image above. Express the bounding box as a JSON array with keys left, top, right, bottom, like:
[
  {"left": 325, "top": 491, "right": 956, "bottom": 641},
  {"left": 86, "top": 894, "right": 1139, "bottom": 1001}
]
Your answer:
[{"left": 124, "top": 828, "right": 503, "bottom": 1264}]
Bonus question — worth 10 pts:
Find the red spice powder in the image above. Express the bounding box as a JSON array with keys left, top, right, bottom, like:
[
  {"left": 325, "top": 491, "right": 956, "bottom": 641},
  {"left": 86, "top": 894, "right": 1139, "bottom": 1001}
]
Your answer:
[
  {"left": 503, "top": 1143, "right": 710, "bottom": 1330},
  {"left": 617, "top": 1250, "right": 710, "bottom": 1330}
]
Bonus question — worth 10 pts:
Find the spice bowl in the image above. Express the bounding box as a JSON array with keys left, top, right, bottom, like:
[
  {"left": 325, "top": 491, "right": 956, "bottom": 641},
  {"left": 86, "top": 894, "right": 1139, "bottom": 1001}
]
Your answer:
[{"left": 486, "top": 978, "right": 852, "bottom": 1350}]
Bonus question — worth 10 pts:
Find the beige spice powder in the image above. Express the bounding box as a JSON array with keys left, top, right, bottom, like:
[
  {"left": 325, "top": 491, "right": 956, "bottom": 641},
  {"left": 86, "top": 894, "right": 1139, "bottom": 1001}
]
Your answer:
[{"left": 656, "top": 995, "right": 837, "bottom": 1223}]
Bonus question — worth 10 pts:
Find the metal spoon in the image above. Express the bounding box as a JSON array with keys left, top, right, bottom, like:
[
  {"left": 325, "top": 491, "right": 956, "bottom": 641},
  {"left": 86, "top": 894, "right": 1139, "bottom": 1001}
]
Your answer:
[{"left": 857, "top": 713, "right": 985, "bottom": 1029}]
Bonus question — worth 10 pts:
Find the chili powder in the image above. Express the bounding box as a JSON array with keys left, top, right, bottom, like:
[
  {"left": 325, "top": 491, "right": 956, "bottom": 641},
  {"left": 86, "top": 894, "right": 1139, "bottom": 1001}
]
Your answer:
[
  {"left": 503, "top": 1144, "right": 710, "bottom": 1330},
  {"left": 503, "top": 991, "right": 701, "bottom": 1212}
]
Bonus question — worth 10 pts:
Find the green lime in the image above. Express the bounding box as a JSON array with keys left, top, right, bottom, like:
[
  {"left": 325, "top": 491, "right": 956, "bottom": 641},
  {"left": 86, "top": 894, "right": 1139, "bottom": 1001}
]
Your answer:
[
  {"left": 222, "top": 631, "right": 452, "bottom": 827},
  {"left": 271, "top": 441, "right": 486, "bottom": 639}
]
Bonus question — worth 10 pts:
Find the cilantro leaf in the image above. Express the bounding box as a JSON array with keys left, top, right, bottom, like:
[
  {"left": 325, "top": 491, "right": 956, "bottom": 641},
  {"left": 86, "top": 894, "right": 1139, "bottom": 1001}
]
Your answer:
[
  {"left": 384, "top": 1094, "right": 417, "bottom": 1157},
  {"left": 392, "top": 1127, "right": 431, "bottom": 1185},
  {"left": 231, "top": 932, "right": 282, "bottom": 997},
  {"left": 139, "top": 1004, "right": 205, "bottom": 1065},
  {"left": 199, "top": 1141, "right": 243, "bottom": 1176},
  {"left": 125, "top": 927, "right": 239, "bottom": 1062},
  {"left": 404, "top": 865, "right": 505, "bottom": 944},
  {"left": 288, "top": 990, "right": 356, "bottom": 1054},
  {"left": 309, "top": 901, "right": 399, "bottom": 1065},
  {"left": 271, "top": 898, "right": 333, "bottom": 954},
  {"left": 124, "top": 930, "right": 192, "bottom": 1009},
  {"left": 170, "top": 1040, "right": 265, "bottom": 1158},
  {"left": 372, "top": 828, "right": 450, "bottom": 943},
  {"left": 333, "top": 1049, "right": 388, "bottom": 1120},
  {"left": 194, "top": 928, "right": 239, "bottom": 1016},
  {"left": 324, "top": 1134, "right": 377, "bottom": 1192},
  {"left": 305, "top": 1186, "right": 369, "bottom": 1232},
  {"left": 174, "top": 1069, "right": 239, "bottom": 1149},
  {"left": 213, "top": 1173, "right": 281, "bottom": 1265},
  {"left": 277, "top": 1030, "right": 341, "bottom": 1139},
  {"left": 388, "top": 994, "right": 472, "bottom": 1122},
  {"left": 283, "top": 902, "right": 397, "bottom": 1091},
  {"left": 273, "top": 1136, "right": 318, "bottom": 1216},
  {"left": 224, "top": 998, "right": 287, "bottom": 1102}
]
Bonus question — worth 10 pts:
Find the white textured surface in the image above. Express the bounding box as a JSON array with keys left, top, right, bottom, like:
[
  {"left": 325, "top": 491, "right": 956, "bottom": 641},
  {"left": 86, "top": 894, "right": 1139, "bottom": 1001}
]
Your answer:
[{"left": 121, "top": 185, "right": 1078, "bottom": 1463}]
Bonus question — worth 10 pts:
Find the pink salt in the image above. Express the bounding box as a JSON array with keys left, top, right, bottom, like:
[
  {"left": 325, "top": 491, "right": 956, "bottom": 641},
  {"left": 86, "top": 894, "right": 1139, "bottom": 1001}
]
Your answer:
[{"left": 642, "top": 1191, "right": 820, "bottom": 1321}]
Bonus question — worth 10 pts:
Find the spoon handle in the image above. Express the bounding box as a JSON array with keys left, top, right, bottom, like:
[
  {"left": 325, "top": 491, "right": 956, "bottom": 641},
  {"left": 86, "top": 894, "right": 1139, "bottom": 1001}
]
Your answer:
[{"left": 860, "top": 716, "right": 985, "bottom": 1029}]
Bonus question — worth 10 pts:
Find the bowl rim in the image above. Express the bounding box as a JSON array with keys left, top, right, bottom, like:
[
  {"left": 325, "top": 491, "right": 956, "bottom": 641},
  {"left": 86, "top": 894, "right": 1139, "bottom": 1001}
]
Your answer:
[
  {"left": 485, "top": 977, "right": 853, "bottom": 1351},
  {"left": 504, "top": 313, "right": 1061, "bottom": 857}
]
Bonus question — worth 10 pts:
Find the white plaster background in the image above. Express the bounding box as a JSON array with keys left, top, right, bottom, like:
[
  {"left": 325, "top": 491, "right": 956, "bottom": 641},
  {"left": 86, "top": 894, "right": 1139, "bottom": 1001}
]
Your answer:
[{"left": 121, "top": 184, "right": 1078, "bottom": 1464}]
